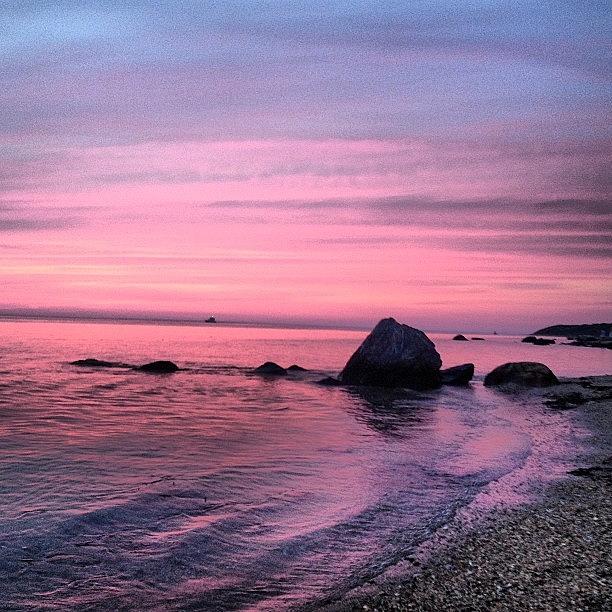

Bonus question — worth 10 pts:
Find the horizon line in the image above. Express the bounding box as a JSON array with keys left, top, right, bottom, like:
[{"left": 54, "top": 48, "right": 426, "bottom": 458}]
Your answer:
[{"left": 0, "top": 307, "right": 553, "bottom": 335}]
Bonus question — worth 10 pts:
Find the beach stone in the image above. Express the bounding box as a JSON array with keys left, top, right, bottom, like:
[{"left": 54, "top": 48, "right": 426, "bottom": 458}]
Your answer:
[
  {"left": 254, "top": 362, "right": 287, "bottom": 375},
  {"left": 287, "top": 364, "right": 307, "bottom": 371},
  {"left": 452, "top": 334, "right": 469, "bottom": 341},
  {"left": 316, "top": 376, "right": 343, "bottom": 386},
  {"left": 339, "top": 318, "right": 442, "bottom": 389},
  {"left": 484, "top": 362, "right": 559, "bottom": 387},
  {"left": 441, "top": 363, "right": 474, "bottom": 386},
  {"left": 138, "top": 360, "right": 179, "bottom": 373}
]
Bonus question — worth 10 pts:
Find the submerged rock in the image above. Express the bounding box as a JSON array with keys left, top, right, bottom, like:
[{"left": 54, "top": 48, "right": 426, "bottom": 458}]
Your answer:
[
  {"left": 544, "top": 392, "right": 588, "bottom": 410},
  {"left": 70, "top": 358, "right": 129, "bottom": 368},
  {"left": 569, "top": 462, "right": 612, "bottom": 482},
  {"left": 138, "top": 361, "right": 179, "bottom": 373},
  {"left": 287, "top": 364, "right": 307, "bottom": 371},
  {"left": 254, "top": 362, "right": 287, "bottom": 375},
  {"left": 339, "top": 318, "right": 442, "bottom": 389},
  {"left": 522, "top": 336, "right": 555, "bottom": 345},
  {"left": 316, "top": 376, "right": 343, "bottom": 386},
  {"left": 471, "top": 337, "right": 486, "bottom": 341},
  {"left": 565, "top": 339, "right": 612, "bottom": 349},
  {"left": 440, "top": 363, "right": 474, "bottom": 386},
  {"left": 484, "top": 362, "right": 559, "bottom": 387},
  {"left": 452, "top": 334, "right": 469, "bottom": 341}
]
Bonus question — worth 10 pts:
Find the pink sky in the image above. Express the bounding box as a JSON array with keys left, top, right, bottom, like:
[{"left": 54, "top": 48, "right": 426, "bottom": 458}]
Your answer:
[
  {"left": 1, "top": 3, "right": 610, "bottom": 332},
  {"left": 2, "top": 136, "right": 610, "bottom": 332}
]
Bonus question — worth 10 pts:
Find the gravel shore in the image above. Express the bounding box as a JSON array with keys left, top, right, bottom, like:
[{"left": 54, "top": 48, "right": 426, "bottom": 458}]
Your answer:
[{"left": 334, "top": 376, "right": 612, "bottom": 612}]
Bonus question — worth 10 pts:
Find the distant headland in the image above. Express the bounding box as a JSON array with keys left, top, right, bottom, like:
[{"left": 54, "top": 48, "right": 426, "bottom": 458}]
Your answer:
[{"left": 533, "top": 323, "right": 612, "bottom": 338}]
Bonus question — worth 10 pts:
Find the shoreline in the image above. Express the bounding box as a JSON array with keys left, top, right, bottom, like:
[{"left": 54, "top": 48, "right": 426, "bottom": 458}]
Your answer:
[{"left": 327, "top": 376, "right": 612, "bottom": 611}]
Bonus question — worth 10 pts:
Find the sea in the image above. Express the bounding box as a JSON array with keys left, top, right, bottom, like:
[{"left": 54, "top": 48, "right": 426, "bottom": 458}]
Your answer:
[{"left": 0, "top": 318, "right": 610, "bottom": 611}]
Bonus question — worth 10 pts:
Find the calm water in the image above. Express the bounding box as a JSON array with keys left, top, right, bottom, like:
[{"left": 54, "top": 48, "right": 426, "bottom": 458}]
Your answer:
[{"left": 0, "top": 319, "right": 610, "bottom": 611}]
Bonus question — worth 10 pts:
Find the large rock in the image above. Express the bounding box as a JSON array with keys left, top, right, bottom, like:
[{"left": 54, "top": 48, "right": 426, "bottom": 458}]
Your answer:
[
  {"left": 254, "top": 362, "right": 287, "bottom": 375},
  {"left": 339, "top": 318, "right": 442, "bottom": 389},
  {"left": 484, "top": 362, "right": 559, "bottom": 387},
  {"left": 441, "top": 363, "right": 474, "bottom": 386},
  {"left": 138, "top": 361, "right": 179, "bottom": 373},
  {"left": 452, "top": 334, "right": 469, "bottom": 341}
]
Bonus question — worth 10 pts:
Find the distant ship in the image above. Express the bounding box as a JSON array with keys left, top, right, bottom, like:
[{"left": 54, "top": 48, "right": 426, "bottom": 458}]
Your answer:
[{"left": 205, "top": 316, "right": 217, "bottom": 323}]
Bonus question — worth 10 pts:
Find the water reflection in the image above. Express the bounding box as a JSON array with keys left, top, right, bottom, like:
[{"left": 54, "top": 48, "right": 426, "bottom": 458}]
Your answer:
[{"left": 342, "top": 385, "right": 438, "bottom": 437}]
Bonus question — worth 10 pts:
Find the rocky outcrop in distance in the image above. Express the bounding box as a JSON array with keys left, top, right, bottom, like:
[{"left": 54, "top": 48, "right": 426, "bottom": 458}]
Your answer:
[{"left": 533, "top": 323, "right": 611, "bottom": 338}]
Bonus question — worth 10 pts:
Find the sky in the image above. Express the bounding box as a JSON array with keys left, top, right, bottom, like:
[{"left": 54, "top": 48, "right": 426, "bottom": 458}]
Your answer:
[{"left": 1, "top": 1, "right": 610, "bottom": 332}]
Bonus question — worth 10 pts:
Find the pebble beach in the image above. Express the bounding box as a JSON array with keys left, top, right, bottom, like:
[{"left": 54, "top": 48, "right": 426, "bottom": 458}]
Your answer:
[{"left": 334, "top": 376, "right": 612, "bottom": 612}]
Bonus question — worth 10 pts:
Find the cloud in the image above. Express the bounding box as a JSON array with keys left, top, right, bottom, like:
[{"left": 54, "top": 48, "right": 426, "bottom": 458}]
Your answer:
[
  {"left": 209, "top": 195, "right": 612, "bottom": 231},
  {"left": 205, "top": 195, "right": 612, "bottom": 260},
  {"left": 0, "top": 1, "right": 609, "bottom": 146},
  {"left": 0, "top": 202, "right": 83, "bottom": 232}
]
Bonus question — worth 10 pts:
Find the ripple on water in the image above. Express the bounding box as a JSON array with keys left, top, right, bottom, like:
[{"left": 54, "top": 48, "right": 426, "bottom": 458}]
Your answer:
[{"left": 1, "top": 321, "right": 609, "bottom": 609}]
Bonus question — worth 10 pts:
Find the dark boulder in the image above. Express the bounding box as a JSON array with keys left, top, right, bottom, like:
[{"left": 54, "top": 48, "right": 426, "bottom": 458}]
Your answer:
[
  {"left": 471, "top": 337, "right": 485, "bottom": 341},
  {"left": 484, "top": 362, "right": 559, "bottom": 388},
  {"left": 287, "top": 364, "right": 307, "bottom": 371},
  {"left": 316, "top": 376, "right": 343, "bottom": 386},
  {"left": 452, "top": 334, "right": 469, "bottom": 341},
  {"left": 254, "top": 362, "right": 287, "bottom": 375},
  {"left": 522, "top": 336, "right": 537, "bottom": 343},
  {"left": 339, "top": 318, "right": 442, "bottom": 389},
  {"left": 138, "top": 361, "right": 179, "bottom": 373},
  {"left": 440, "top": 363, "right": 474, "bottom": 386}
]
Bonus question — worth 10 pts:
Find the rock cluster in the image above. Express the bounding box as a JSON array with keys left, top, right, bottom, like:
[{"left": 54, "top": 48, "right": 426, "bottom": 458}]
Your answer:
[{"left": 71, "top": 358, "right": 179, "bottom": 373}]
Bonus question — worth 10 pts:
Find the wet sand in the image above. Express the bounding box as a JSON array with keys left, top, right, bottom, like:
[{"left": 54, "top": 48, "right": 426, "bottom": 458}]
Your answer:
[{"left": 331, "top": 376, "right": 612, "bottom": 612}]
